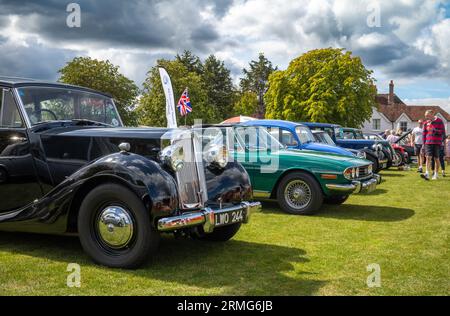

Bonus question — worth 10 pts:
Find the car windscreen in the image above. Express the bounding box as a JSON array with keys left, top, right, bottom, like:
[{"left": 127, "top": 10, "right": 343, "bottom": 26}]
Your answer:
[
  {"left": 17, "top": 87, "right": 122, "bottom": 126},
  {"left": 353, "top": 130, "right": 364, "bottom": 139},
  {"left": 318, "top": 132, "right": 335, "bottom": 145},
  {"left": 295, "top": 126, "right": 315, "bottom": 144}
]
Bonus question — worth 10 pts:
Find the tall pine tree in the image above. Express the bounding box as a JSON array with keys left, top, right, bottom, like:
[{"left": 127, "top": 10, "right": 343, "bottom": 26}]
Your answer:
[
  {"left": 240, "top": 53, "right": 276, "bottom": 117},
  {"left": 201, "top": 55, "right": 235, "bottom": 121}
]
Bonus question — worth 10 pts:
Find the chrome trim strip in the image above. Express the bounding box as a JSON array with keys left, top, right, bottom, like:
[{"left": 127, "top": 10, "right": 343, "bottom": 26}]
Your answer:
[
  {"left": 326, "top": 183, "right": 357, "bottom": 193},
  {"left": 192, "top": 131, "right": 208, "bottom": 205}
]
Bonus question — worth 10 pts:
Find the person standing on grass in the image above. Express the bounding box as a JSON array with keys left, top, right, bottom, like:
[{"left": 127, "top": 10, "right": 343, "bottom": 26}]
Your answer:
[
  {"left": 411, "top": 120, "right": 425, "bottom": 173},
  {"left": 446, "top": 135, "right": 450, "bottom": 165},
  {"left": 432, "top": 132, "right": 447, "bottom": 177},
  {"left": 440, "top": 133, "right": 446, "bottom": 177},
  {"left": 421, "top": 110, "right": 445, "bottom": 180}
]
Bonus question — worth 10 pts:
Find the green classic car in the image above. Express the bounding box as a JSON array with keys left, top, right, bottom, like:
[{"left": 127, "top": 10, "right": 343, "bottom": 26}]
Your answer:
[{"left": 208, "top": 126, "right": 382, "bottom": 215}]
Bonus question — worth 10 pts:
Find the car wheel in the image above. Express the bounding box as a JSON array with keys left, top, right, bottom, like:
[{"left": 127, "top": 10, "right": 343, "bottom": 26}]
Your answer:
[
  {"left": 324, "top": 195, "right": 349, "bottom": 205},
  {"left": 78, "top": 183, "right": 160, "bottom": 269},
  {"left": 197, "top": 223, "right": 242, "bottom": 242},
  {"left": 276, "top": 171, "right": 323, "bottom": 215}
]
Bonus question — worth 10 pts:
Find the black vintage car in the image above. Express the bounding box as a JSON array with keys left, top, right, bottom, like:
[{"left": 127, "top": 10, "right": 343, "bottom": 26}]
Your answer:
[{"left": 0, "top": 77, "right": 260, "bottom": 268}]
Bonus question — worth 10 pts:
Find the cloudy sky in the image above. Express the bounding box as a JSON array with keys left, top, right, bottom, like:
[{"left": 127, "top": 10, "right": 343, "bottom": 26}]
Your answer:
[{"left": 1, "top": 0, "right": 450, "bottom": 111}]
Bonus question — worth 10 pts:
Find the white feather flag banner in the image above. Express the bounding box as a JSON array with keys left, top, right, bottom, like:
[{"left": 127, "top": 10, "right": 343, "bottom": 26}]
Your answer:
[{"left": 158, "top": 67, "right": 177, "bottom": 128}]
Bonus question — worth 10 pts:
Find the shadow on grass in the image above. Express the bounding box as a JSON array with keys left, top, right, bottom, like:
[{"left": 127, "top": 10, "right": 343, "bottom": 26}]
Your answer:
[
  {"left": 380, "top": 172, "right": 406, "bottom": 177},
  {"left": 0, "top": 232, "right": 326, "bottom": 295},
  {"left": 261, "top": 202, "right": 414, "bottom": 222},
  {"left": 316, "top": 204, "right": 415, "bottom": 222}
]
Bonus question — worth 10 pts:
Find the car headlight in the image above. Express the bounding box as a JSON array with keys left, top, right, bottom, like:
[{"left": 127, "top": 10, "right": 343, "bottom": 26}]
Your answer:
[
  {"left": 204, "top": 144, "right": 229, "bottom": 169},
  {"left": 159, "top": 144, "right": 185, "bottom": 172},
  {"left": 368, "top": 164, "right": 373, "bottom": 174},
  {"left": 372, "top": 143, "right": 383, "bottom": 152},
  {"left": 344, "top": 167, "right": 359, "bottom": 180}
]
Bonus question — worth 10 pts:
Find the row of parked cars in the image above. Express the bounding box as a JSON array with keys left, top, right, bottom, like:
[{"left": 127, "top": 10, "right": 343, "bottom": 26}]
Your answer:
[
  {"left": 243, "top": 120, "right": 401, "bottom": 173},
  {"left": 0, "top": 78, "right": 385, "bottom": 268}
]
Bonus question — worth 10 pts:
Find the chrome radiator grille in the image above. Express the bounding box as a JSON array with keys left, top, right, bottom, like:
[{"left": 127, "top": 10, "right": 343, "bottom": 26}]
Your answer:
[
  {"left": 173, "top": 131, "right": 208, "bottom": 210},
  {"left": 357, "top": 165, "right": 372, "bottom": 179}
]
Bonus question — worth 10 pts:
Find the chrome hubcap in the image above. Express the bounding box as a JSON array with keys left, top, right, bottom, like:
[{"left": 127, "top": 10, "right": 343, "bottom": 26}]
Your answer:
[
  {"left": 284, "top": 180, "right": 312, "bottom": 209},
  {"left": 97, "top": 206, "right": 134, "bottom": 249}
]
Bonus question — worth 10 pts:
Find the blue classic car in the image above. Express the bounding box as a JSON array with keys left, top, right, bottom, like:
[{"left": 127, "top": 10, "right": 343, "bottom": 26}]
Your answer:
[
  {"left": 243, "top": 120, "right": 366, "bottom": 158},
  {"left": 301, "top": 122, "right": 397, "bottom": 172}
]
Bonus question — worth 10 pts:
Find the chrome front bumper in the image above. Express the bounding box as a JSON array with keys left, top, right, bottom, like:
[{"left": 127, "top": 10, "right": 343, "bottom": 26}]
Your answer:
[
  {"left": 157, "top": 202, "right": 261, "bottom": 233},
  {"left": 326, "top": 174, "right": 382, "bottom": 194}
]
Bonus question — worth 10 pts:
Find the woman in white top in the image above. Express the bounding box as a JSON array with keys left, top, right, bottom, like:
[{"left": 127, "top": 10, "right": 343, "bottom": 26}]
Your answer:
[{"left": 386, "top": 130, "right": 399, "bottom": 144}]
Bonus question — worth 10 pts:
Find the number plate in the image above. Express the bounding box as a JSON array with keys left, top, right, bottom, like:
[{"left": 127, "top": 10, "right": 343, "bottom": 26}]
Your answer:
[{"left": 215, "top": 210, "right": 245, "bottom": 227}]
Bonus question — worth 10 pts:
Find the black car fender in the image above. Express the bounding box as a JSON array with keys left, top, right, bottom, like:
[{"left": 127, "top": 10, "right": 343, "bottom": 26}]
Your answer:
[
  {"left": 65, "top": 152, "right": 179, "bottom": 232},
  {"left": 0, "top": 152, "right": 179, "bottom": 234},
  {"left": 360, "top": 148, "right": 378, "bottom": 161}
]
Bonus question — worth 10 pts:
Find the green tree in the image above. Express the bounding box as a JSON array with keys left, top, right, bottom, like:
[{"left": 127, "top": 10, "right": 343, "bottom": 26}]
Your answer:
[
  {"left": 58, "top": 57, "right": 139, "bottom": 126},
  {"left": 136, "top": 59, "right": 218, "bottom": 127},
  {"left": 175, "top": 50, "right": 203, "bottom": 74},
  {"left": 233, "top": 91, "right": 258, "bottom": 117},
  {"left": 240, "top": 53, "right": 276, "bottom": 117},
  {"left": 201, "top": 55, "right": 234, "bottom": 120},
  {"left": 265, "top": 48, "right": 377, "bottom": 127}
]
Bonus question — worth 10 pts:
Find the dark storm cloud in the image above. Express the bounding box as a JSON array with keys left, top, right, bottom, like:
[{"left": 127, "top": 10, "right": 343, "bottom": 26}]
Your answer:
[
  {"left": 353, "top": 36, "right": 407, "bottom": 66},
  {"left": 0, "top": 0, "right": 221, "bottom": 51},
  {"left": 209, "top": 0, "right": 234, "bottom": 17},
  {"left": 385, "top": 52, "right": 439, "bottom": 77},
  {"left": 191, "top": 25, "right": 219, "bottom": 43},
  {"left": 0, "top": 37, "right": 80, "bottom": 80},
  {"left": 0, "top": 0, "right": 447, "bottom": 87},
  {"left": 346, "top": 31, "right": 440, "bottom": 78}
]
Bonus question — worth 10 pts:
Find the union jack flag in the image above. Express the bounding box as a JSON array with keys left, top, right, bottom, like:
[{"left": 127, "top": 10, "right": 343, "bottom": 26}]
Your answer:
[{"left": 177, "top": 88, "right": 192, "bottom": 116}]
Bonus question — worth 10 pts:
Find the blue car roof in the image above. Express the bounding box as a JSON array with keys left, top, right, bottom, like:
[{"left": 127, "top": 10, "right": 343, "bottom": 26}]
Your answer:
[
  {"left": 300, "top": 122, "right": 342, "bottom": 128},
  {"left": 243, "top": 120, "right": 305, "bottom": 129}
]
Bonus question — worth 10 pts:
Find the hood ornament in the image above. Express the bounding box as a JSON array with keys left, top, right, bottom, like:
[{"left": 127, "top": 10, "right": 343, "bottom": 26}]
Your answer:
[{"left": 118, "top": 142, "right": 131, "bottom": 153}]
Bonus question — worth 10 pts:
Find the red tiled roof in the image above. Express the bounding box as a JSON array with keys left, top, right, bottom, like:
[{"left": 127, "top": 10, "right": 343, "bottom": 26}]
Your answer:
[
  {"left": 376, "top": 94, "right": 450, "bottom": 122},
  {"left": 376, "top": 94, "right": 405, "bottom": 105}
]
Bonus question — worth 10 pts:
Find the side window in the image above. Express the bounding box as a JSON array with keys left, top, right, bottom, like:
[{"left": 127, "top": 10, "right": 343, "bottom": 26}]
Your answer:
[
  {"left": 0, "top": 89, "right": 24, "bottom": 128},
  {"left": 280, "top": 129, "right": 298, "bottom": 147}
]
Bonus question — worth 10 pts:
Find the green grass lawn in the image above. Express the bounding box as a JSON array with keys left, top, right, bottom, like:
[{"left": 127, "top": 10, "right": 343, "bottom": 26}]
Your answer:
[{"left": 0, "top": 168, "right": 449, "bottom": 296}]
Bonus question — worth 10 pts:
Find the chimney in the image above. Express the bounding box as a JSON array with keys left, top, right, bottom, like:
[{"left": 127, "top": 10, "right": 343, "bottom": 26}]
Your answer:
[{"left": 388, "top": 80, "right": 394, "bottom": 105}]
